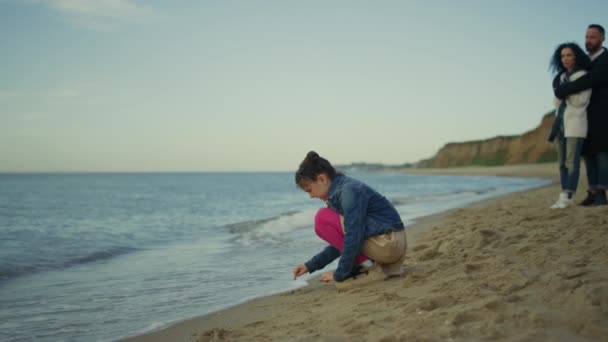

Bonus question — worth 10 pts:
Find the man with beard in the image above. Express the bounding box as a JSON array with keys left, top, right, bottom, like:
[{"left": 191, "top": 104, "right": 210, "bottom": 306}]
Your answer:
[{"left": 555, "top": 24, "right": 608, "bottom": 206}]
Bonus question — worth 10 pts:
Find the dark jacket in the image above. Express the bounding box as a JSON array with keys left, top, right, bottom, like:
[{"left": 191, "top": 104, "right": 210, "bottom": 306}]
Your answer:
[
  {"left": 304, "top": 174, "right": 404, "bottom": 282},
  {"left": 556, "top": 47, "right": 608, "bottom": 155}
]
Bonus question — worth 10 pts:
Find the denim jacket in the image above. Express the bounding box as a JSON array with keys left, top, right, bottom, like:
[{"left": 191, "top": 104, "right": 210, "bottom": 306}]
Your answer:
[{"left": 304, "top": 174, "right": 404, "bottom": 282}]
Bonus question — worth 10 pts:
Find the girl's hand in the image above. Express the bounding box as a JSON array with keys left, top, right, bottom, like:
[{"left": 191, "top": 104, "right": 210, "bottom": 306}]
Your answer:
[
  {"left": 321, "top": 271, "right": 334, "bottom": 283},
  {"left": 292, "top": 264, "right": 308, "bottom": 280}
]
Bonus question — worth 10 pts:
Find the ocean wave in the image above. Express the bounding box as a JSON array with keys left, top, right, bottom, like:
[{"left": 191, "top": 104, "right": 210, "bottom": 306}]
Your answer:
[
  {"left": 223, "top": 188, "right": 500, "bottom": 245},
  {"left": 66, "top": 246, "right": 140, "bottom": 266},
  {"left": 225, "top": 209, "right": 316, "bottom": 245},
  {"left": 0, "top": 246, "right": 140, "bottom": 282},
  {"left": 225, "top": 210, "right": 300, "bottom": 234}
]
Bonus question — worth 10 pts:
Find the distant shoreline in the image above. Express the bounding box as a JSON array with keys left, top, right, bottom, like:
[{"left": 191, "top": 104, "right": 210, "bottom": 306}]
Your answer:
[{"left": 398, "top": 163, "right": 559, "bottom": 180}]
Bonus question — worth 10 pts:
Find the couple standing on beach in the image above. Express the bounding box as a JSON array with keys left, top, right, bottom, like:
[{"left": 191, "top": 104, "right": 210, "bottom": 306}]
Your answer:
[{"left": 549, "top": 24, "right": 608, "bottom": 209}]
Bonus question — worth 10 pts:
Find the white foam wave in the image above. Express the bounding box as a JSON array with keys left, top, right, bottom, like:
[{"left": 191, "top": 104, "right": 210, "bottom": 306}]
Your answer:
[{"left": 236, "top": 208, "right": 317, "bottom": 246}]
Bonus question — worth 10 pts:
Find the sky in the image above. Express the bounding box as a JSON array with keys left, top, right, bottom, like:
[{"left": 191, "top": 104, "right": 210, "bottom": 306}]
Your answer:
[{"left": 1, "top": 0, "right": 607, "bottom": 172}]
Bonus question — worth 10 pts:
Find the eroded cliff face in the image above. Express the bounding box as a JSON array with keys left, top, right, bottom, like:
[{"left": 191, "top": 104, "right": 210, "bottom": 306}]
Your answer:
[{"left": 420, "top": 112, "right": 557, "bottom": 168}]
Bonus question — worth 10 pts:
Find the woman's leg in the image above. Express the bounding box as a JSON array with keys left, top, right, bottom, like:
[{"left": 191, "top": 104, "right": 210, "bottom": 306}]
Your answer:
[
  {"left": 314, "top": 208, "right": 369, "bottom": 265},
  {"left": 564, "top": 137, "right": 584, "bottom": 195},
  {"left": 557, "top": 136, "right": 568, "bottom": 192}
]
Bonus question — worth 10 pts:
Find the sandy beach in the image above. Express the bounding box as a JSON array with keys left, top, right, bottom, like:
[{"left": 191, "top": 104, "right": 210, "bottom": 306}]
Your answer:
[{"left": 122, "top": 163, "right": 608, "bottom": 342}]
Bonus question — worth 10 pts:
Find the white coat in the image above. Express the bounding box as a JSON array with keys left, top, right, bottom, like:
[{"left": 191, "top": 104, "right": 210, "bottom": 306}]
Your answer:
[{"left": 553, "top": 70, "right": 592, "bottom": 138}]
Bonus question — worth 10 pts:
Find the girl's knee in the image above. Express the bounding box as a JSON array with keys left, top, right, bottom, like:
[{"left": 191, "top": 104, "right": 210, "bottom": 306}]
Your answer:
[
  {"left": 314, "top": 208, "right": 340, "bottom": 236},
  {"left": 314, "top": 208, "right": 337, "bottom": 225}
]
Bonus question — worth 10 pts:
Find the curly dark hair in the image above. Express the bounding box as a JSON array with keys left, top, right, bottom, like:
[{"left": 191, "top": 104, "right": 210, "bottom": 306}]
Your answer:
[{"left": 549, "top": 42, "right": 592, "bottom": 75}]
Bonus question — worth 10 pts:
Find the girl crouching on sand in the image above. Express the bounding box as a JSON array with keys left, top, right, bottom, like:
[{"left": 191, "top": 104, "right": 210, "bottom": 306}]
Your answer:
[{"left": 292, "top": 151, "right": 407, "bottom": 289}]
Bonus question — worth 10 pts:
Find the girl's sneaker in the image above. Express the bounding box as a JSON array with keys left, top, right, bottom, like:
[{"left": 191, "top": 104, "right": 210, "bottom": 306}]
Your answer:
[
  {"left": 380, "top": 252, "right": 406, "bottom": 278},
  {"left": 333, "top": 263, "right": 387, "bottom": 291}
]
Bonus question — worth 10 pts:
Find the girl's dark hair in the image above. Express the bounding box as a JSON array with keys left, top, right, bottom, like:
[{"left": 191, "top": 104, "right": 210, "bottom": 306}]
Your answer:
[
  {"left": 550, "top": 42, "right": 591, "bottom": 75},
  {"left": 295, "top": 151, "right": 337, "bottom": 187}
]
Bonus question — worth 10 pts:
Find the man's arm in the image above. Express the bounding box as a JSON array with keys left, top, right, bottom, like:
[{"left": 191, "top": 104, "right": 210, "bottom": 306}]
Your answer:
[
  {"left": 555, "top": 64, "right": 608, "bottom": 99},
  {"left": 552, "top": 73, "right": 561, "bottom": 89}
]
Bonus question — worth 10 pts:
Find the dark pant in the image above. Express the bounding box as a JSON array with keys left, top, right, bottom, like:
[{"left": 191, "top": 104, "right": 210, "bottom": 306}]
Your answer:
[
  {"left": 557, "top": 136, "right": 584, "bottom": 193},
  {"left": 584, "top": 152, "right": 608, "bottom": 191}
]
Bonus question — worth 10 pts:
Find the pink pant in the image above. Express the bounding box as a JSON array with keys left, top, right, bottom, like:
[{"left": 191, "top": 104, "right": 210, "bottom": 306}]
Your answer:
[{"left": 314, "top": 208, "right": 369, "bottom": 265}]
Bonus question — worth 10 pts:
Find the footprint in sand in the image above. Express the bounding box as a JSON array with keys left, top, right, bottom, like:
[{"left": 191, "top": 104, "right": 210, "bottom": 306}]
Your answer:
[
  {"left": 464, "top": 262, "right": 485, "bottom": 273},
  {"left": 517, "top": 244, "right": 533, "bottom": 253},
  {"left": 506, "top": 294, "right": 525, "bottom": 303},
  {"left": 378, "top": 335, "right": 400, "bottom": 342},
  {"left": 449, "top": 310, "right": 482, "bottom": 326},
  {"left": 476, "top": 229, "right": 501, "bottom": 248},
  {"left": 374, "top": 291, "right": 410, "bottom": 303},
  {"left": 570, "top": 257, "right": 590, "bottom": 268},
  {"left": 417, "top": 248, "right": 441, "bottom": 261},
  {"left": 243, "top": 320, "right": 266, "bottom": 328},
  {"left": 192, "top": 328, "right": 236, "bottom": 342},
  {"left": 412, "top": 244, "right": 430, "bottom": 252},
  {"left": 558, "top": 268, "right": 587, "bottom": 280},
  {"left": 417, "top": 295, "right": 456, "bottom": 311},
  {"left": 503, "top": 233, "right": 528, "bottom": 245},
  {"left": 517, "top": 216, "right": 535, "bottom": 223},
  {"left": 482, "top": 297, "right": 505, "bottom": 311},
  {"left": 545, "top": 212, "right": 568, "bottom": 220},
  {"left": 479, "top": 229, "right": 498, "bottom": 238}
]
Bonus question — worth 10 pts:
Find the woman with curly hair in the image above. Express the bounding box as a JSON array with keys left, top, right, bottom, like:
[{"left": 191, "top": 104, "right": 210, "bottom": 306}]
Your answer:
[{"left": 548, "top": 42, "right": 592, "bottom": 209}]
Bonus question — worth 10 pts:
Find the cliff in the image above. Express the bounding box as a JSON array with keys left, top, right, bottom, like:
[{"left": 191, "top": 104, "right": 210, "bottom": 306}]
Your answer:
[{"left": 419, "top": 112, "right": 557, "bottom": 168}]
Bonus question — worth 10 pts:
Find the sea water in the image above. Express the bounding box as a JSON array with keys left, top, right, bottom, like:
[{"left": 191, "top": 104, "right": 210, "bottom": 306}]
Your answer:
[{"left": 0, "top": 171, "right": 549, "bottom": 342}]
